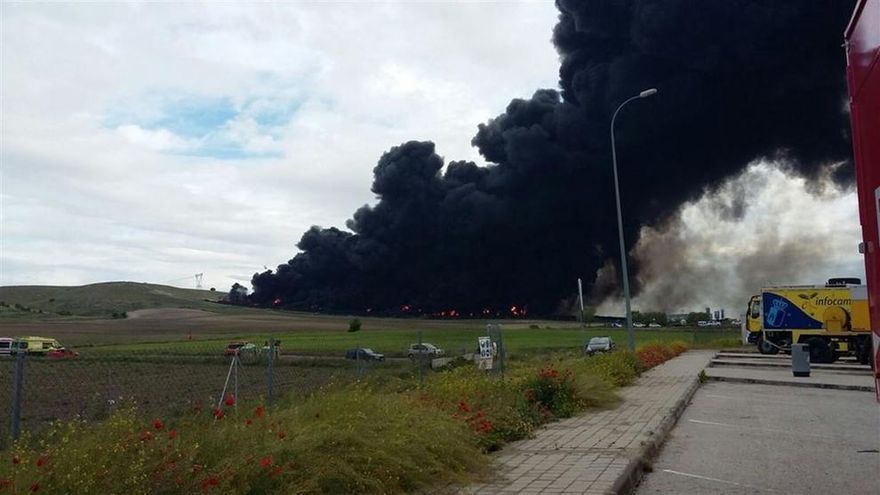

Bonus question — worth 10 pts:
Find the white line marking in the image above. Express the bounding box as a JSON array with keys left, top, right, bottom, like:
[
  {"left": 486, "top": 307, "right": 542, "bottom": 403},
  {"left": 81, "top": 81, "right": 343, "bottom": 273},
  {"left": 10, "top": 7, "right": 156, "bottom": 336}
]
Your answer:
[
  {"left": 687, "top": 419, "right": 834, "bottom": 439},
  {"left": 660, "top": 469, "right": 780, "bottom": 492}
]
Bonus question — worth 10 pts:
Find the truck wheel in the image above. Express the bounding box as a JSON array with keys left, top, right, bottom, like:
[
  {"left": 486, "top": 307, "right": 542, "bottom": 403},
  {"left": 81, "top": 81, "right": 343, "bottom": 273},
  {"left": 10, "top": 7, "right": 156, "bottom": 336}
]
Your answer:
[
  {"left": 805, "top": 337, "right": 833, "bottom": 364},
  {"left": 757, "top": 337, "right": 779, "bottom": 355}
]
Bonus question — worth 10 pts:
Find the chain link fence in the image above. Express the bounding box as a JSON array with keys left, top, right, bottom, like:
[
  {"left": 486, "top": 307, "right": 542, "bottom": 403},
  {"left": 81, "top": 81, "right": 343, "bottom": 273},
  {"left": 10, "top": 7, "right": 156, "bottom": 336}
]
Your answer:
[
  {"left": 1, "top": 326, "right": 513, "bottom": 448},
  {"left": 2, "top": 326, "right": 736, "bottom": 447},
  {"left": 1, "top": 339, "right": 345, "bottom": 448}
]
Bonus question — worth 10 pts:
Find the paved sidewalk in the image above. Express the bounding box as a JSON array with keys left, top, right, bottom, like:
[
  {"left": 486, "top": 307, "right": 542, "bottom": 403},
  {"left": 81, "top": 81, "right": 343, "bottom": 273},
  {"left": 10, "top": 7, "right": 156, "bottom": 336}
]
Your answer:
[{"left": 464, "top": 350, "right": 714, "bottom": 495}]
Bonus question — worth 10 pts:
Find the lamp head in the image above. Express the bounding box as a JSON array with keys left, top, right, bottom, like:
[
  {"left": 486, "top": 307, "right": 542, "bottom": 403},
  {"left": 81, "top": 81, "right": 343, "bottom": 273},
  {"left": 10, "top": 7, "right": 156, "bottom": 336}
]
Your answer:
[{"left": 639, "top": 88, "right": 658, "bottom": 98}]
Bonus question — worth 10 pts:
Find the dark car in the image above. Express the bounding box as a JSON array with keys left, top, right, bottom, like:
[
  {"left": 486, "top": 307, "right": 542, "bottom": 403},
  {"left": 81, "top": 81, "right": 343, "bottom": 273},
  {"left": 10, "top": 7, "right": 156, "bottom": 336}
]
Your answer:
[{"left": 345, "top": 347, "right": 385, "bottom": 361}]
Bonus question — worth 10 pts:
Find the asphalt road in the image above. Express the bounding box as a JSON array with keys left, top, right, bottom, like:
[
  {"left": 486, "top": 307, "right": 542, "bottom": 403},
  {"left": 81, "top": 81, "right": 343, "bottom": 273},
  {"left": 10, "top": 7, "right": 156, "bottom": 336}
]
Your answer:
[{"left": 635, "top": 381, "right": 880, "bottom": 495}]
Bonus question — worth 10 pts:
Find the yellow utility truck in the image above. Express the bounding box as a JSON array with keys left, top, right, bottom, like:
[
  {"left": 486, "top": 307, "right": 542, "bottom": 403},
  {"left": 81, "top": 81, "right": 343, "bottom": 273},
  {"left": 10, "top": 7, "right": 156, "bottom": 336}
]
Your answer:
[{"left": 745, "top": 278, "right": 873, "bottom": 364}]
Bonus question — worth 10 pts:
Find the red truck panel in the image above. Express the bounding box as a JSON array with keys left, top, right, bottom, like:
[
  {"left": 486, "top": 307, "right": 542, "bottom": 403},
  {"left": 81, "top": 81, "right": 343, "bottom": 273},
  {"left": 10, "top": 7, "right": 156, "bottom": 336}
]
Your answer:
[{"left": 845, "top": 0, "right": 880, "bottom": 399}]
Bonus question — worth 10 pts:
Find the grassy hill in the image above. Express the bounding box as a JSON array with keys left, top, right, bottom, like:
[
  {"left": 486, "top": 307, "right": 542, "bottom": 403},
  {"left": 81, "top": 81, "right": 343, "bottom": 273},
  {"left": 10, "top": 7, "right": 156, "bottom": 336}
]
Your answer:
[{"left": 0, "top": 282, "right": 225, "bottom": 319}]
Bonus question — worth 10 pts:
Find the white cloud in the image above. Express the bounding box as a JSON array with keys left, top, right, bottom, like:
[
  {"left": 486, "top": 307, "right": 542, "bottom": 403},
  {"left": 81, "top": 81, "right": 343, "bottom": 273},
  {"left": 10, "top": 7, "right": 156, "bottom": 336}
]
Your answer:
[
  {"left": 116, "top": 125, "right": 197, "bottom": 152},
  {"left": 0, "top": 1, "right": 560, "bottom": 290}
]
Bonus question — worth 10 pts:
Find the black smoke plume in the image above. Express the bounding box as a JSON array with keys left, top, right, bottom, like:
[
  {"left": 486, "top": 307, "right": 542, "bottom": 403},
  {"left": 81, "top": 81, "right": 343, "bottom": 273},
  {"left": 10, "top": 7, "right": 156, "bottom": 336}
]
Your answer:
[{"left": 252, "top": 0, "right": 855, "bottom": 315}]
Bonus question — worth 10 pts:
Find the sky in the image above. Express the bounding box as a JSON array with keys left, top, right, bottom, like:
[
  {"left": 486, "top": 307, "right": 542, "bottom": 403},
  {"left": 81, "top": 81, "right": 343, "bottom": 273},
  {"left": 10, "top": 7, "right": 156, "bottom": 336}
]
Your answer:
[
  {"left": 1, "top": 1, "right": 559, "bottom": 290},
  {"left": 0, "top": 1, "right": 866, "bottom": 314}
]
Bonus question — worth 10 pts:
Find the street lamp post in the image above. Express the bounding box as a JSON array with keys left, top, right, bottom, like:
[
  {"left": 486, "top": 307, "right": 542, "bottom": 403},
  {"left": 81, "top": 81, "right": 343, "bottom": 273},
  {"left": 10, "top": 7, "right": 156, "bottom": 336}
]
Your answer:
[{"left": 610, "top": 88, "right": 657, "bottom": 352}]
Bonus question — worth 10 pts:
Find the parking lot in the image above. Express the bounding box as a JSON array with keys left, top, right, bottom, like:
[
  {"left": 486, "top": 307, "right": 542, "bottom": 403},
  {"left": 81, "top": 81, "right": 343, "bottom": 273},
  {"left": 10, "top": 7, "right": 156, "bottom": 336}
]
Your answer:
[{"left": 635, "top": 381, "right": 879, "bottom": 494}]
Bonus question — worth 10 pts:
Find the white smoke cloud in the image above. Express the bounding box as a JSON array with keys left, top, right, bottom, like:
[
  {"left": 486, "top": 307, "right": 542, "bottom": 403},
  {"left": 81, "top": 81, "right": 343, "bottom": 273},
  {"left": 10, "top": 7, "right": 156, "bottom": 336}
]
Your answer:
[{"left": 598, "top": 162, "right": 865, "bottom": 317}]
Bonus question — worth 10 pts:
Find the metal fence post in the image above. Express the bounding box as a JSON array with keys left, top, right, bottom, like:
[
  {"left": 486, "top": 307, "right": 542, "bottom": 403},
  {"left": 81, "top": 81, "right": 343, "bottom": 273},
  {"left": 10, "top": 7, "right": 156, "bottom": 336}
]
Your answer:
[
  {"left": 417, "top": 330, "right": 423, "bottom": 386},
  {"left": 11, "top": 352, "right": 25, "bottom": 441},
  {"left": 267, "top": 338, "right": 275, "bottom": 406},
  {"left": 497, "top": 325, "right": 505, "bottom": 378}
]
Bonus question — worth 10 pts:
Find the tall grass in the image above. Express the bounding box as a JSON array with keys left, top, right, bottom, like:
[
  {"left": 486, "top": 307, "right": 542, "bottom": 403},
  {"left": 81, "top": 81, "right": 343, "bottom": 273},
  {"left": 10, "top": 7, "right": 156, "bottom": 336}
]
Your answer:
[{"left": 0, "top": 342, "right": 691, "bottom": 494}]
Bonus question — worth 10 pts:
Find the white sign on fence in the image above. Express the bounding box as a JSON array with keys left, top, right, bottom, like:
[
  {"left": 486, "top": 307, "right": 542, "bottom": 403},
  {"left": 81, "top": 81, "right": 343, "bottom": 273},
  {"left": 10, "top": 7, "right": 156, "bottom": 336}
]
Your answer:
[{"left": 477, "top": 336, "right": 494, "bottom": 370}]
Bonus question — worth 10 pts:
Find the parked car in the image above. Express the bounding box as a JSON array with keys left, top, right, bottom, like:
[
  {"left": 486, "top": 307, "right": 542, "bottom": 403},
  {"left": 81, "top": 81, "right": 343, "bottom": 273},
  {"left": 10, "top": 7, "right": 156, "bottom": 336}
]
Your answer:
[
  {"left": 46, "top": 347, "right": 79, "bottom": 359},
  {"left": 648, "top": 323, "right": 662, "bottom": 328},
  {"left": 224, "top": 342, "right": 256, "bottom": 357},
  {"left": 609, "top": 322, "right": 623, "bottom": 328},
  {"left": 345, "top": 348, "right": 385, "bottom": 361},
  {"left": 407, "top": 343, "right": 444, "bottom": 359},
  {"left": 584, "top": 337, "right": 616, "bottom": 356},
  {"left": 633, "top": 322, "right": 646, "bottom": 328},
  {"left": 0, "top": 338, "right": 12, "bottom": 357},
  {"left": 11, "top": 336, "right": 62, "bottom": 355}
]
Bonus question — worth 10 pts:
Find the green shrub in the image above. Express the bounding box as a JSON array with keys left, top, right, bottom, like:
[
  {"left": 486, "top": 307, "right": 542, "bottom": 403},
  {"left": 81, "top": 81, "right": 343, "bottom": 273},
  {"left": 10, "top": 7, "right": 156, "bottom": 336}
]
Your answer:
[
  {"left": 635, "top": 341, "right": 689, "bottom": 370},
  {"left": 0, "top": 390, "right": 487, "bottom": 495},
  {"left": 523, "top": 366, "right": 580, "bottom": 418},
  {"left": 581, "top": 351, "right": 640, "bottom": 387},
  {"left": 348, "top": 318, "right": 362, "bottom": 332},
  {"left": 420, "top": 366, "right": 535, "bottom": 451}
]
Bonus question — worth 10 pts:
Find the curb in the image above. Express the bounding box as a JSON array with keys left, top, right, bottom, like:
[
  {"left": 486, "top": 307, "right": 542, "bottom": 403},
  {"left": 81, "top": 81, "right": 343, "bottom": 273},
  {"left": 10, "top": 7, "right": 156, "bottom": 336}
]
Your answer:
[
  {"left": 607, "top": 373, "right": 703, "bottom": 495},
  {"left": 709, "top": 361, "right": 871, "bottom": 376},
  {"left": 705, "top": 374, "right": 874, "bottom": 392}
]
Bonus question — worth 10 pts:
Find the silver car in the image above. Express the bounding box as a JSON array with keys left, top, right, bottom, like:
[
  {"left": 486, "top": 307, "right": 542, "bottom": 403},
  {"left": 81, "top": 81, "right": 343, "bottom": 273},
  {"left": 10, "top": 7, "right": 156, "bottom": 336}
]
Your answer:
[
  {"left": 584, "top": 337, "right": 616, "bottom": 356},
  {"left": 407, "top": 343, "right": 444, "bottom": 359}
]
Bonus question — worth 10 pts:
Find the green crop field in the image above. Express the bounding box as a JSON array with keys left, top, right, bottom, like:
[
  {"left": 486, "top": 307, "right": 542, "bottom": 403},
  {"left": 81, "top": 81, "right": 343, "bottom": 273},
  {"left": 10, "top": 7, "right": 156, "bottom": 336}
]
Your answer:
[
  {"left": 86, "top": 326, "right": 739, "bottom": 358},
  {"left": 0, "top": 282, "right": 743, "bottom": 352}
]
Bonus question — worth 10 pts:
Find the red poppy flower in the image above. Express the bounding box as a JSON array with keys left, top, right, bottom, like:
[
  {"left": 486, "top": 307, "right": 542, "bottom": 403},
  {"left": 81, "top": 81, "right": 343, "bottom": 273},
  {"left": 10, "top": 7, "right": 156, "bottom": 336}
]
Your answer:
[
  {"left": 29, "top": 483, "right": 40, "bottom": 493},
  {"left": 276, "top": 431, "right": 286, "bottom": 440},
  {"left": 35, "top": 455, "right": 48, "bottom": 468},
  {"left": 224, "top": 394, "right": 235, "bottom": 407},
  {"left": 457, "top": 401, "right": 469, "bottom": 412},
  {"left": 200, "top": 475, "right": 220, "bottom": 490},
  {"left": 11, "top": 456, "right": 19, "bottom": 465},
  {"left": 244, "top": 419, "right": 253, "bottom": 426},
  {"left": 254, "top": 405, "right": 265, "bottom": 418},
  {"left": 152, "top": 419, "right": 164, "bottom": 431},
  {"left": 0, "top": 478, "right": 12, "bottom": 490},
  {"left": 213, "top": 408, "right": 225, "bottom": 420},
  {"left": 167, "top": 430, "right": 178, "bottom": 440},
  {"left": 259, "top": 456, "right": 273, "bottom": 468}
]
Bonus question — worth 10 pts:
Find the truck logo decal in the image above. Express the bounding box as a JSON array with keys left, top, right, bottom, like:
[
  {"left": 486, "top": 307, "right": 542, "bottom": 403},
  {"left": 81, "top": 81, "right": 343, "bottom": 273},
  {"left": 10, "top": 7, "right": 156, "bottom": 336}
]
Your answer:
[
  {"left": 765, "top": 299, "right": 789, "bottom": 327},
  {"left": 762, "top": 292, "right": 824, "bottom": 330}
]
